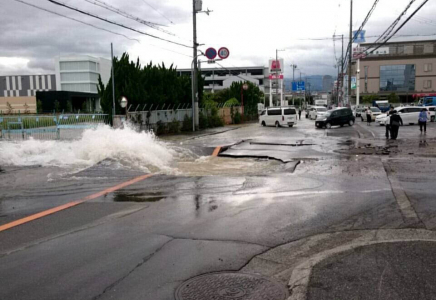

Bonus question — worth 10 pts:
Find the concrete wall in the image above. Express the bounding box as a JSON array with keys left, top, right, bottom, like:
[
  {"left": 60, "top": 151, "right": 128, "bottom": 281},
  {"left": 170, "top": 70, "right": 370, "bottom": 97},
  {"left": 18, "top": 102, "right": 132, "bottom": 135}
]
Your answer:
[
  {"left": 0, "top": 96, "right": 37, "bottom": 114},
  {"left": 218, "top": 107, "right": 242, "bottom": 125}
]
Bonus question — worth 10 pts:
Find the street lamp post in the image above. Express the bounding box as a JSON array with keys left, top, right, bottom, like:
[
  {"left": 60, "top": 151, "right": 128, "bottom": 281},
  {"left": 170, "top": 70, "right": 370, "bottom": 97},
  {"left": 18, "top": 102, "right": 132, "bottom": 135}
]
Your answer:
[
  {"left": 120, "top": 96, "right": 128, "bottom": 124},
  {"left": 290, "top": 64, "right": 297, "bottom": 106},
  {"left": 241, "top": 83, "right": 248, "bottom": 117}
]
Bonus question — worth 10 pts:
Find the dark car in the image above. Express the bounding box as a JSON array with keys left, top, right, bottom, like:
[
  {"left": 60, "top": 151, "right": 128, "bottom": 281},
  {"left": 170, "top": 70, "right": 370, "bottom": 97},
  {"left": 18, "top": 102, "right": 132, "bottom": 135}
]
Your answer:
[{"left": 315, "top": 108, "right": 355, "bottom": 129}]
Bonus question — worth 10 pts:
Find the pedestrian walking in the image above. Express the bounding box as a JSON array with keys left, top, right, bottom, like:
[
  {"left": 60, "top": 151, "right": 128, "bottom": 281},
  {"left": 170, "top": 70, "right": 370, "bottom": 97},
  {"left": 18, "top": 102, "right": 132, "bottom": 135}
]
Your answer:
[
  {"left": 390, "top": 110, "right": 403, "bottom": 140},
  {"left": 298, "top": 108, "right": 302, "bottom": 120},
  {"left": 366, "top": 107, "right": 373, "bottom": 126},
  {"left": 385, "top": 107, "right": 395, "bottom": 139},
  {"left": 418, "top": 108, "right": 428, "bottom": 134}
]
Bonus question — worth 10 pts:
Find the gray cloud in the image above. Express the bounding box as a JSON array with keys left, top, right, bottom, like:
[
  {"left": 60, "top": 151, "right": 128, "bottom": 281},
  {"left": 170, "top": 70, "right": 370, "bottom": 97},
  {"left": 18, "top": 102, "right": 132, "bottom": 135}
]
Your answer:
[{"left": 0, "top": 0, "right": 190, "bottom": 75}]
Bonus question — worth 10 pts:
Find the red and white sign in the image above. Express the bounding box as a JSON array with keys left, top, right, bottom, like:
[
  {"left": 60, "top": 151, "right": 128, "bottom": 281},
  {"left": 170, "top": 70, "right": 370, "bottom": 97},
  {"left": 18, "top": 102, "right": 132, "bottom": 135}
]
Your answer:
[
  {"left": 218, "top": 47, "right": 230, "bottom": 59},
  {"left": 268, "top": 74, "right": 284, "bottom": 80},
  {"left": 269, "top": 59, "right": 284, "bottom": 72},
  {"left": 413, "top": 93, "right": 436, "bottom": 98},
  {"left": 353, "top": 47, "right": 367, "bottom": 59}
]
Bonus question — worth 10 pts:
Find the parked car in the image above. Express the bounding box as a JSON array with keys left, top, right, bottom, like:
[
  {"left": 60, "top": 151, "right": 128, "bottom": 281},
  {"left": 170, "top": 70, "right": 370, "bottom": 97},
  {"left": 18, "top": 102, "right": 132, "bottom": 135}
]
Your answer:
[
  {"left": 259, "top": 107, "right": 298, "bottom": 127},
  {"left": 427, "top": 106, "right": 436, "bottom": 122},
  {"left": 375, "top": 113, "right": 389, "bottom": 125},
  {"left": 384, "top": 107, "right": 431, "bottom": 125},
  {"left": 315, "top": 108, "right": 355, "bottom": 129},
  {"left": 309, "top": 106, "right": 328, "bottom": 120},
  {"left": 354, "top": 107, "right": 365, "bottom": 118},
  {"left": 305, "top": 106, "right": 313, "bottom": 118},
  {"left": 361, "top": 107, "right": 381, "bottom": 121}
]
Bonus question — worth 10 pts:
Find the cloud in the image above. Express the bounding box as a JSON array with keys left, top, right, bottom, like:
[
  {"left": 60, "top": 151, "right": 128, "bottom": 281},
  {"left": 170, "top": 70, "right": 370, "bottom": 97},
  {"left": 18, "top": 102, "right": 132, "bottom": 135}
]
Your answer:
[{"left": 1, "top": 0, "right": 436, "bottom": 77}]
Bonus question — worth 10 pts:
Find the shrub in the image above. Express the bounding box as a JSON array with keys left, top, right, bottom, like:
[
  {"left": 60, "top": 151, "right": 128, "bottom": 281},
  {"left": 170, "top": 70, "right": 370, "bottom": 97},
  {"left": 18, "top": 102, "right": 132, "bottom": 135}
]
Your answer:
[
  {"left": 156, "top": 120, "right": 166, "bottom": 135},
  {"left": 199, "top": 112, "right": 209, "bottom": 129},
  {"left": 181, "top": 114, "right": 192, "bottom": 131},
  {"left": 233, "top": 110, "right": 241, "bottom": 124},
  {"left": 211, "top": 114, "right": 224, "bottom": 127},
  {"left": 168, "top": 118, "right": 180, "bottom": 134}
]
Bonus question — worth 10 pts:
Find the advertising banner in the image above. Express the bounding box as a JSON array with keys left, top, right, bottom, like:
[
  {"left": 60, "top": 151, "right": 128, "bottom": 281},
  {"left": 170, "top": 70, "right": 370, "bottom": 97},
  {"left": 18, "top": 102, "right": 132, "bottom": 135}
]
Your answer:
[{"left": 269, "top": 59, "right": 284, "bottom": 73}]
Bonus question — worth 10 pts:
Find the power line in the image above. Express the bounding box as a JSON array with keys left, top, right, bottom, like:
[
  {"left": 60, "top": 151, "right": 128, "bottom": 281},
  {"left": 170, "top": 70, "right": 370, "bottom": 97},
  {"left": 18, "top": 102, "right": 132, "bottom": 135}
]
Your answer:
[
  {"left": 367, "top": 0, "right": 430, "bottom": 55},
  {"left": 81, "top": 0, "right": 179, "bottom": 38},
  {"left": 141, "top": 0, "right": 174, "bottom": 25},
  {"left": 47, "top": 0, "right": 192, "bottom": 49},
  {"left": 13, "top": 0, "right": 139, "bottom": 42},
  {"left": 374, "top": 0, "right": 417, "bottom": 44},
  {"left": 13, "top": 0, "right": 193, "bottom": 60}
]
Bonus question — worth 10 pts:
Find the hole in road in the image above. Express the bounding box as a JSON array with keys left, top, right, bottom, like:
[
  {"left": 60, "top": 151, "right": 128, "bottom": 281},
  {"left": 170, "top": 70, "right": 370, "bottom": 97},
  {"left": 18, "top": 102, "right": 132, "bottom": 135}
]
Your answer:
[{"left": 113, "top": 192, "right": 165, "bottom": 203}]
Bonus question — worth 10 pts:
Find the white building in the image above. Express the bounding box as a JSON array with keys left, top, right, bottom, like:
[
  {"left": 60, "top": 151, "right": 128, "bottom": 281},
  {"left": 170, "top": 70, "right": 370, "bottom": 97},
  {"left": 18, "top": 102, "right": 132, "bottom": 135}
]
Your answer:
[
  {"left": 54, "top": 55, "right": 111, "bottom": 94},
  {"left": 177, "top": 66, "right": 268, "bottom": 93}
]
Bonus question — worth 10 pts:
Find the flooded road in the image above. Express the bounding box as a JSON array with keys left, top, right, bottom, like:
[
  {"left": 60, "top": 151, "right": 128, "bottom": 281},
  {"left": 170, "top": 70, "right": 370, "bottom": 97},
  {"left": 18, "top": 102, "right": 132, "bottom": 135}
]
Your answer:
[{"left": 1, "top": 118, "right": 436, "bottom": 300}]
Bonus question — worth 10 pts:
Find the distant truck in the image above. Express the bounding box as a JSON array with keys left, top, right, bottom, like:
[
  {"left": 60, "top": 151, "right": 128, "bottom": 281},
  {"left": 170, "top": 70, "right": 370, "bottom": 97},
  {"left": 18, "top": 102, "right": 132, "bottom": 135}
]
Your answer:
[
  {"left": 420, "top": 97, "right": 436, "bottom": 106},
  {"left": 372, "top": 100, "right": 391, "bottom": 113},
  {"left": 315, "top": 99, "right": 327, "bottom": 107}
]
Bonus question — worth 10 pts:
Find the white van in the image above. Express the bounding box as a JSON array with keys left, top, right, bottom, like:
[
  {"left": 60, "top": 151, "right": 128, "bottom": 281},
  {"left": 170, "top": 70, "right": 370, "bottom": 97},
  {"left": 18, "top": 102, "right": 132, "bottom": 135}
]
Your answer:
[
  {"left": 385, "top": 106, "right": 430, "bottom": 125},
  {"left": 259, "top": 107, "right": 298, "bottom": 127},
  {"left": 309, "top": 106, "right": 328, "bottom": 120}
]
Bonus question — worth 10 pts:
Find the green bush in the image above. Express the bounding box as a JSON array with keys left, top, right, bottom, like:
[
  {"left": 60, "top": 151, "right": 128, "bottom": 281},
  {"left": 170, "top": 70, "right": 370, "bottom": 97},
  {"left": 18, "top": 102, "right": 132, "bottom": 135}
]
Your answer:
[
  {"left": 199, "top": 112, "right": 209, "bottom": 129},
  {"left": 168, "top": 118, "right": 180, "bottom": 134},
  {"left": 156, "top": 120, "right": 166, "bottom": 135},
  {"left": 233, "top": 110, "right": 241, "bottom": 124},
  {"left": 181, "top": 114, "right": 192, "bottom": 131}
]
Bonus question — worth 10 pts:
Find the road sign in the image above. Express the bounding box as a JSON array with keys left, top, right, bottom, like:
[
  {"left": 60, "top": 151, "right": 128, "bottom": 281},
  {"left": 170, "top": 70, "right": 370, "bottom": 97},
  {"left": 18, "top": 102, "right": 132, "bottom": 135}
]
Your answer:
[
  {"left": 353, "top": 30, "right": 366, "bottom": 43},
  {"left": 205, "top": 47, "right": 217, "bottom": 60},
  {"left": 351, "top": 77, "right": 357, "bottom": 90},
  {"left": 218, "top": 47, "right": 230, "bottom": 59},
  {"left": 292, "top": 81, "right": 305, "bottom": 92}
]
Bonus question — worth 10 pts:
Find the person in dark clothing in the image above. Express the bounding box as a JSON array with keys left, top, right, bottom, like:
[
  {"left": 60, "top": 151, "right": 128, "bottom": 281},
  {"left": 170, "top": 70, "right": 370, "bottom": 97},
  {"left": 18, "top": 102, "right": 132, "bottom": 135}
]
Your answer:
[
  {"left": 298, "top": 109, "right": 302, "bottom": 120},
  {"left": 385, "top": 107, "right": 395, "bottom": 139},
  {"left": 389, "top": 110, "right": 403, "bottom": 140},
  {"left": 418, "top": 108, "right": 428, "bottom": 133}
]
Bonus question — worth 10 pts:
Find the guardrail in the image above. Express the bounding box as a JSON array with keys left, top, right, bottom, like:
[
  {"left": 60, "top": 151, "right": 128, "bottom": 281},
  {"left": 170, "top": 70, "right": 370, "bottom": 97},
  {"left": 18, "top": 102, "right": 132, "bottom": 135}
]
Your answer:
[{"left": 0, "top": 114, "right": 109, "bottom": 140}]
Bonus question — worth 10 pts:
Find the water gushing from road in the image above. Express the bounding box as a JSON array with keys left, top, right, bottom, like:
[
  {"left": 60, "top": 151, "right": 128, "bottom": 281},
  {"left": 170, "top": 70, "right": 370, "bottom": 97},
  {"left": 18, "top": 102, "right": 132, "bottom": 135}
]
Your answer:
[{"left": 0, "top": 125, "right": 177, "bottom": 173}]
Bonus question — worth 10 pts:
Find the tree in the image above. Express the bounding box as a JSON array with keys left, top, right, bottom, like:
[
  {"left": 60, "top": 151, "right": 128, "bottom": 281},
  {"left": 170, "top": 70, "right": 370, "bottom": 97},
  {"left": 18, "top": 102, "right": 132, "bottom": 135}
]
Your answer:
[
  {"left": 362, "top": 95, "right": 378, "bottom": 105},
  {"left": 388, "top": 93, "right": 400, "bottom": 103},
  {"left": 6, "top": 102, "right": 13, "bottom": 114},
  {"left": 37, "top": 100, "right": 43, "bottom": 114},
  {"left": 98, "top": 53, "right": 203, "bottom": 117}
]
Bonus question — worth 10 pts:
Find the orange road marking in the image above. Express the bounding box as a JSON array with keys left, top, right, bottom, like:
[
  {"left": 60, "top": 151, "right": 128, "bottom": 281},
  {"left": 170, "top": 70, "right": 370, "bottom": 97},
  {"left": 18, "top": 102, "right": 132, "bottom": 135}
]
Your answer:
[
  {"left": 0, "top": 174, "right": 154, "bottom": 232},
  {"left": 212, "top": 146, "right": 222, "bottom": 157}
]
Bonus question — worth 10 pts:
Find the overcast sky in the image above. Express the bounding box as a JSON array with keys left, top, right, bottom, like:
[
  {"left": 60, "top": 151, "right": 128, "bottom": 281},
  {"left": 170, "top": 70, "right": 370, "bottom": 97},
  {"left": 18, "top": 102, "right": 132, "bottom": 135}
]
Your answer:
[{"left": 2, "top": 0, "right": 436, "bottom": 78}]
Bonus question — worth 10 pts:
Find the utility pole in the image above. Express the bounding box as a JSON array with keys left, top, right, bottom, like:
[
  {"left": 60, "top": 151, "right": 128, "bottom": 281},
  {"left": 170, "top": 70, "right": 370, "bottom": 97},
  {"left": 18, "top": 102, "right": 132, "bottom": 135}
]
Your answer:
[
  {"left": 111, "top": 43, "right": 115, "bottom": 123},
  {"left": 348, "top": 0, "right": 353, "bottom": 107},
  {"left": 341, "top": 34, "right": 344, "bottom": 105},
  {"left": 290, "top": 64, "right": 297, "bottom": 106},
  {"left": 192, "top": 0, "right": 199, "bottom": 130}
]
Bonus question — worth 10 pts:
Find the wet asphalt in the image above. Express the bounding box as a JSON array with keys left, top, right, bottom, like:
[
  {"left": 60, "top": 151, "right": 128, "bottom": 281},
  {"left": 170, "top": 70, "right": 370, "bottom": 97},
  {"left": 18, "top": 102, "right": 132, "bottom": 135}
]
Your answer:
[{"left": 1, "top": 116, "right": 436, "bottom": 300}]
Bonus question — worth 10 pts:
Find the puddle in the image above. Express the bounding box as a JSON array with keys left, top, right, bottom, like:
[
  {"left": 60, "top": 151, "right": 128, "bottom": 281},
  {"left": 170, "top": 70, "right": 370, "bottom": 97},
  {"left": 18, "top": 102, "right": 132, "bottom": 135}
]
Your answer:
[
  {"left": 113, "top": 192, "right": 165, "bottom": 203},
  {"left": 250, "top": 142, "right": 314, "bottom": 147}
]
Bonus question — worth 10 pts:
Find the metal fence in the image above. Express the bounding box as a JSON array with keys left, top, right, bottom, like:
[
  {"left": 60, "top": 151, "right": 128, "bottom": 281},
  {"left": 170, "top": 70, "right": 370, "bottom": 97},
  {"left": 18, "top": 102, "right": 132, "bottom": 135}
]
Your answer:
[{"left": 0, "top": 114, "right": 109, "bottom": 140}]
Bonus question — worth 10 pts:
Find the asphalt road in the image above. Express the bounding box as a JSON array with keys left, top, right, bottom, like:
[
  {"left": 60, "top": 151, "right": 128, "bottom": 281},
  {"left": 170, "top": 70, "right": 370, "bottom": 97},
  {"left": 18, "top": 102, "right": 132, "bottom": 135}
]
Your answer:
[{"left": 1, "top": 116, "right": 435, "bottom": 300}]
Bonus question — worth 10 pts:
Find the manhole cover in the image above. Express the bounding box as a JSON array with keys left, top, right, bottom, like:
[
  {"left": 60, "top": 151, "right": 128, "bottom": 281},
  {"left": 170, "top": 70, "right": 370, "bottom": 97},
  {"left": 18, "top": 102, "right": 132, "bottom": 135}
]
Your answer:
[{"left": 175, "top": 272, "right": 289, "bottom": 300}]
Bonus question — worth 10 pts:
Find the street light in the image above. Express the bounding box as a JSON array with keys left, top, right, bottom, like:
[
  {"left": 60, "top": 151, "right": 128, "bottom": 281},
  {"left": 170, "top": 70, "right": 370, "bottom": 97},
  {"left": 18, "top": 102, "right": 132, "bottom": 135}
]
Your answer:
[
  {"left": 241, "top": 83, "right": 248, "bottom": 117},
  {"left": 120, "top": 96, "right": 128, "bottom": 119}
]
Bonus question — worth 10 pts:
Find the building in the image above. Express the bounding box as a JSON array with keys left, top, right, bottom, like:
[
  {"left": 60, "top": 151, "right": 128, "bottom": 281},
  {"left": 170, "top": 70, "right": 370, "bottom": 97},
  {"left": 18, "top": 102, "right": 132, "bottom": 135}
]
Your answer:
[
  {"left": 177, "top": 66, "right": 267, "bottom": 93},
  {"left": 350, "top": 40, "right": 436, "bottom": 103},
  {"left": 0, "top": 74, "right": 56, "bottom": 97},
  {"left": 54, "top": 55, "right": 111, "bottom": 94}
]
